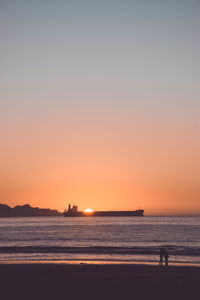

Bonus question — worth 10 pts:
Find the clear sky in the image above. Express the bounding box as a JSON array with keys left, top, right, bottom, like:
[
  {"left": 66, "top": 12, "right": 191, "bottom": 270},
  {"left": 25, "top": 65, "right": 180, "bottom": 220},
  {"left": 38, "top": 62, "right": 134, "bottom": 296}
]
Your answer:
[{"left": 1, "top": 0, "right": 200, "bottom": 214}]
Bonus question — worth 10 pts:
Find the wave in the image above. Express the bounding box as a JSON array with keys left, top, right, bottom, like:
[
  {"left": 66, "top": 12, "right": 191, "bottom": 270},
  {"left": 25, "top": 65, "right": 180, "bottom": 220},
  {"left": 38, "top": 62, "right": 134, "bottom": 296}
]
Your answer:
[{"left": 0, "top": 246, "right": 200, "bottom": 256}]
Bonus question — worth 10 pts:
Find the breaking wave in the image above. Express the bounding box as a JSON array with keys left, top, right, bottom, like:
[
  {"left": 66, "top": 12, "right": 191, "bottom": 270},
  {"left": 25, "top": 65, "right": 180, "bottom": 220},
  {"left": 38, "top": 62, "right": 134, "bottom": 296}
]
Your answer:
[{"left": 0, "top": 245, "right": 200, "bottom": 256}]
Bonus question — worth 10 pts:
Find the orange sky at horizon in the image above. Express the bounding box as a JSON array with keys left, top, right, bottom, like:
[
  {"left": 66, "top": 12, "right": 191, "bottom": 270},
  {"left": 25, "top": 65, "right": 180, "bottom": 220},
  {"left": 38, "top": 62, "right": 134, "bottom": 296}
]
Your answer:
[{"left": 1, "top": 111, "right": 199, "bottom": 215}]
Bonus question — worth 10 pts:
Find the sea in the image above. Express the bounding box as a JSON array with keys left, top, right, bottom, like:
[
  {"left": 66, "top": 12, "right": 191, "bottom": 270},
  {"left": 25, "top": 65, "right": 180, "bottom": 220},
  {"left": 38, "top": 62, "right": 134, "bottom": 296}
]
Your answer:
[{"left": 0, "top": 216, "right": 200, "bottom": 266}]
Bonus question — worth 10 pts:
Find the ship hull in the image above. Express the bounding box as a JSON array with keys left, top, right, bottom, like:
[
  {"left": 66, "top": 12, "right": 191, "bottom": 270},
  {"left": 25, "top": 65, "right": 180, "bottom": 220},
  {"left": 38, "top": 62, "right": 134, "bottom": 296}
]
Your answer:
[{"left": 63, "top": 210, "right": 144, "bottom": 217}]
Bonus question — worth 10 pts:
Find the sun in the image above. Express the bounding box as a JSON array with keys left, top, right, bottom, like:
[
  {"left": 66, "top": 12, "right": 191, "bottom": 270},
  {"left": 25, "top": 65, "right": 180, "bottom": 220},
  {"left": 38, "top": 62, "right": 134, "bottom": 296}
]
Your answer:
[{"left": 84, "top": 208, "right": 94, "bottom": 213}]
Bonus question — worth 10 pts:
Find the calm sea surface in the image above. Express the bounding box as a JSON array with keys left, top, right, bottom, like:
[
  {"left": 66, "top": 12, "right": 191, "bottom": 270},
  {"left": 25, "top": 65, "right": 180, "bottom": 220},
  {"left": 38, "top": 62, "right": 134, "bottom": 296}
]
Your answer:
[{"left": 0, "top": 216, "right": 200, "bottom": 265}]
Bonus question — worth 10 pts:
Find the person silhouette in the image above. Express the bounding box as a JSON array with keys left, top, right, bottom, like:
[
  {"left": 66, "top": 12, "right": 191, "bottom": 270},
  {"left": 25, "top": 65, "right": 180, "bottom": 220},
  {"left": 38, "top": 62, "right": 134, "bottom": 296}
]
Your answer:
[
  {"left": 164, "top": 249, "right": 169, "bottom": 266},
  {"left": 159, "top": 248, "right": 165, "bottom": 266}
]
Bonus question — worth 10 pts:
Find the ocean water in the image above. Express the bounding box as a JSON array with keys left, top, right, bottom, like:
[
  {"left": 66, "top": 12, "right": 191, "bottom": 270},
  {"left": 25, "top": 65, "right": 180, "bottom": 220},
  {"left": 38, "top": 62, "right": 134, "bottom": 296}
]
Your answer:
[{"left": 0, "top": 216, "right": 200, "bottom": 265}]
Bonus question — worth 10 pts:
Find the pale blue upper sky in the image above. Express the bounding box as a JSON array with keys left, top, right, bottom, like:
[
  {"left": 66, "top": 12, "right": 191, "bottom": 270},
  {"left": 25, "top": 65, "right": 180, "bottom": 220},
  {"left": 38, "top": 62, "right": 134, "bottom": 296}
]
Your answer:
[{"left": 1, "top": 0, "right": 200, "bottom": 121}]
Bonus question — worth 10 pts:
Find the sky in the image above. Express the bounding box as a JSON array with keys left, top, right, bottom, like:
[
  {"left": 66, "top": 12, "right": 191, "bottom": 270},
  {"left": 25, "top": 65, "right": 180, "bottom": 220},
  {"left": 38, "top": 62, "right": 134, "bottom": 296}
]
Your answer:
[{"left": 1, "top": 0, "right": 200, "bottom": 214}]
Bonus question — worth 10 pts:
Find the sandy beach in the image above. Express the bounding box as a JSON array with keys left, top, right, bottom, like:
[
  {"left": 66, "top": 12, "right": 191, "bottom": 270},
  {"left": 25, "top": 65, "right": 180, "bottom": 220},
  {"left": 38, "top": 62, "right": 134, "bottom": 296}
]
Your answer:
[{"left": 0, "top": 263, "right": 199, "bottom": 300}]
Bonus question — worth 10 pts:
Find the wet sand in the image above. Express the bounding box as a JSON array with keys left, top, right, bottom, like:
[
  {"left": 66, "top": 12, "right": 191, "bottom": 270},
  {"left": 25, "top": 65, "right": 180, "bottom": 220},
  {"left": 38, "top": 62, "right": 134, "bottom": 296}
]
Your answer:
[{"left": 0, "top": 263, "right": 199, "bottom": 300}]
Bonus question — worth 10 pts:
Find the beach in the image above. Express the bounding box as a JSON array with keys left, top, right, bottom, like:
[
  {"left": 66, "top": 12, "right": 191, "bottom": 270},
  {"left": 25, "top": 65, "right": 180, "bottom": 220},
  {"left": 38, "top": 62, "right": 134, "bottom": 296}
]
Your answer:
[
  {"left": 0, "top": 263, "right": 199, "bottom": 300},
  {"left": 1, "top": 216, "right": 199, "bottom": 299}
]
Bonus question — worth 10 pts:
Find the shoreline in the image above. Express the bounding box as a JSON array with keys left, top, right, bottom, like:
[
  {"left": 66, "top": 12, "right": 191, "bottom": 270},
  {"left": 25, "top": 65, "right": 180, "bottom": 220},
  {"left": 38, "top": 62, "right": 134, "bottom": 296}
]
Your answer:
[{"left": 0, "top": 259, "right": 200, "bottom": 267}]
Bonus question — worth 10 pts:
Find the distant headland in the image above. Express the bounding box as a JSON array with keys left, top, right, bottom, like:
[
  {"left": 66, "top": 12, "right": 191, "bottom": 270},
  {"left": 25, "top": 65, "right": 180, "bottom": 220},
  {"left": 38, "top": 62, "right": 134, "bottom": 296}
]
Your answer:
[{"left": 0, "top": 204, "right": 62, "bottom": 217}]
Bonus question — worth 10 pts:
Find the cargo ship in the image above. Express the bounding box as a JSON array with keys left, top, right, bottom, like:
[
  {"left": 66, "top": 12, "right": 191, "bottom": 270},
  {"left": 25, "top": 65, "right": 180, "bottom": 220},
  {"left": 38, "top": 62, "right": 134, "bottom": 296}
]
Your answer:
[{"left": 63, "top": 204, "right": 144, "bottom": 217}]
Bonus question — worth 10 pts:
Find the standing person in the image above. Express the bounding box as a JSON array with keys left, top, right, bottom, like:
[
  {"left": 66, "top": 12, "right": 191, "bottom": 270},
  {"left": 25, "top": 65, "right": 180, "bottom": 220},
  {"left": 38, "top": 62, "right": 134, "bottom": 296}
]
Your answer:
[
  {"left": 164, "top": 249, "right": 169, "bottom": 266},
  {"left": 159, "top": 248, "right": 164, "bottom": 266}
]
